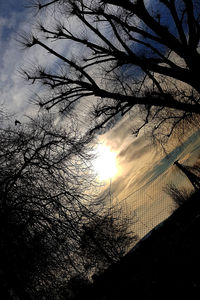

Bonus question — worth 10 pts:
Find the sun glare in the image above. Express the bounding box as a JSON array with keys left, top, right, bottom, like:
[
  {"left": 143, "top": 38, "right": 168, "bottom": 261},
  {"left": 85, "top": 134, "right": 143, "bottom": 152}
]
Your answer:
[{"left": 93, "top": 144, "right": 118, "bottom": 181}]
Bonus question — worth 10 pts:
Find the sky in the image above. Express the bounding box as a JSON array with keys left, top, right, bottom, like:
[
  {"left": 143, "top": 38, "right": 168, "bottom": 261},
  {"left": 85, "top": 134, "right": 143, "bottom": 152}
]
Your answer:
[
  {"left": 97, "top": 114, "right": 200, "bottom": 236},
  {"left": 1, "top": 1, "right": 200, "bottom": 239},
  {"left": 0, "top": 1, "right": 30, "bottom": 115},
  {"left": 0, "top": 0, "right": 66, "bottom": 118}
]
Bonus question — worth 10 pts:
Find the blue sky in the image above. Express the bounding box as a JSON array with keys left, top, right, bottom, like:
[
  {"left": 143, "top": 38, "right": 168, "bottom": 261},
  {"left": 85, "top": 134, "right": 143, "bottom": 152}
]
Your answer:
[
  {"left": 0, "top": 1, "right": 32, "bottom": 116},
  {"left": 0, "top": 0, "right": 78, "bottom": 118},
  {"left": 0, "top": 1, "right": 60, "bottom": 118},
  {"left": 0, "top": 1, "right": 28, "bottom": 56}
]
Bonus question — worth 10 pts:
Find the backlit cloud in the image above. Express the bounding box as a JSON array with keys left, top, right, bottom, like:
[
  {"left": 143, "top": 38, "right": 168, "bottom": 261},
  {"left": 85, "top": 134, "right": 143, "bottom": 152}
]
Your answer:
[{"left": 96, "top": 115, "right": 200, "bottom": 237}]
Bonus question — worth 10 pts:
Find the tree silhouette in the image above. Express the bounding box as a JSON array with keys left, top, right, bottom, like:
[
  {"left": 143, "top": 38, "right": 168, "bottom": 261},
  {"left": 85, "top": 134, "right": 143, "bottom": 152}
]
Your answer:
[
  {"left": 0, "top": 113, "right": 96, "bottom": 298},
  {"left": 164, "top": 183, "right": 192, "bottom": 208},
  {"left": 22, "top": 0, "right": 200, "bottom": 142},
  {"left": 0, "top": 113, "right": 136, "bottom": 298},
  {"left": 174, "top": 160, "right": 200, "bottom": 190},
  {"left": 79, "top": 210, "right": 138, "bottom": 275}
]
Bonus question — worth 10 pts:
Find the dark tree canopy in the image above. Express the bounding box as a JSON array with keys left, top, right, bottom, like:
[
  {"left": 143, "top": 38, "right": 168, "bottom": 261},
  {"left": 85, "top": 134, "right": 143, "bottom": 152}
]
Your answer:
[
  {"left": 80, "top": 210, "right": 137, "bottom": 274},
  {"left": 0, "top": 113, "right": 135, "bottom": 298},
  {"left": 0, "top": 114, "right": 96, "bottom": 297},
  {"left": 22, "top": 0, "right": 200, "bottom": 142},
  {"left": 0, "top": 113, "right": 95, "bottom": 297}
]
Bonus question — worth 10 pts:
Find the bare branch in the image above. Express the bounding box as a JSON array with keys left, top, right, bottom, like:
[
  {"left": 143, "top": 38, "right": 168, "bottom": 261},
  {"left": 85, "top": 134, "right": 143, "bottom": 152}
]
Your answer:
[{"left": 21, "top": 0, "right": 200, "bottom": 140}]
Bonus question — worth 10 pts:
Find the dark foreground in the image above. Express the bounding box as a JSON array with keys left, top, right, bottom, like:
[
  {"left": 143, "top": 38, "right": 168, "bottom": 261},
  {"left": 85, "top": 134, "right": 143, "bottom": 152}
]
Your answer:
[{"left": 77, "top": 189, "right": 200, "bottom": 299}]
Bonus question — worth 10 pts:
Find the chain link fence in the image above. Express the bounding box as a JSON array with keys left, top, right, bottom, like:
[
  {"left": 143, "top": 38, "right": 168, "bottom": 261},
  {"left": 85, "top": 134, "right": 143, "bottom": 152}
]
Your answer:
[{"left": 112, "top": 165, "right": 195, "bottom": 240}]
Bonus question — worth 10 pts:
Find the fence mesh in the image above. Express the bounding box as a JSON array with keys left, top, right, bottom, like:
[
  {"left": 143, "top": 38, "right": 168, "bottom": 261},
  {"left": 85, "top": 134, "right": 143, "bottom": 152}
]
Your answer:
[{"left": 111, "top": 165, "right": 194, "bottom": 240}]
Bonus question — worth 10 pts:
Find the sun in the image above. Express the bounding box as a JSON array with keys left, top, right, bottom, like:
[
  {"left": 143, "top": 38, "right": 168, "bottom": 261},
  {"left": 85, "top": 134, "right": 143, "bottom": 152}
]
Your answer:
[{"left": 93, "top": 144, "right": 118, "bottom": 181}]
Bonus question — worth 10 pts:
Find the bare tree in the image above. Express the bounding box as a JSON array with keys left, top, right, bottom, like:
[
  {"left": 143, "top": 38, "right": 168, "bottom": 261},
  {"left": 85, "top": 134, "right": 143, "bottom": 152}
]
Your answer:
[
  {"left": 164, "top": 183, "right": 192, "bottom": 208},
  {"left": 21, "top": 0, "right": 200, "bottom": 142},
  {"left": 0, "top": 112, "right": 96, "bottom": 298},
  {"left": 79, "top": 208, "right": 138, "bottom": 276},
  {"left": 0, "top": 112, "right": 136, "bottom": 298}
]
